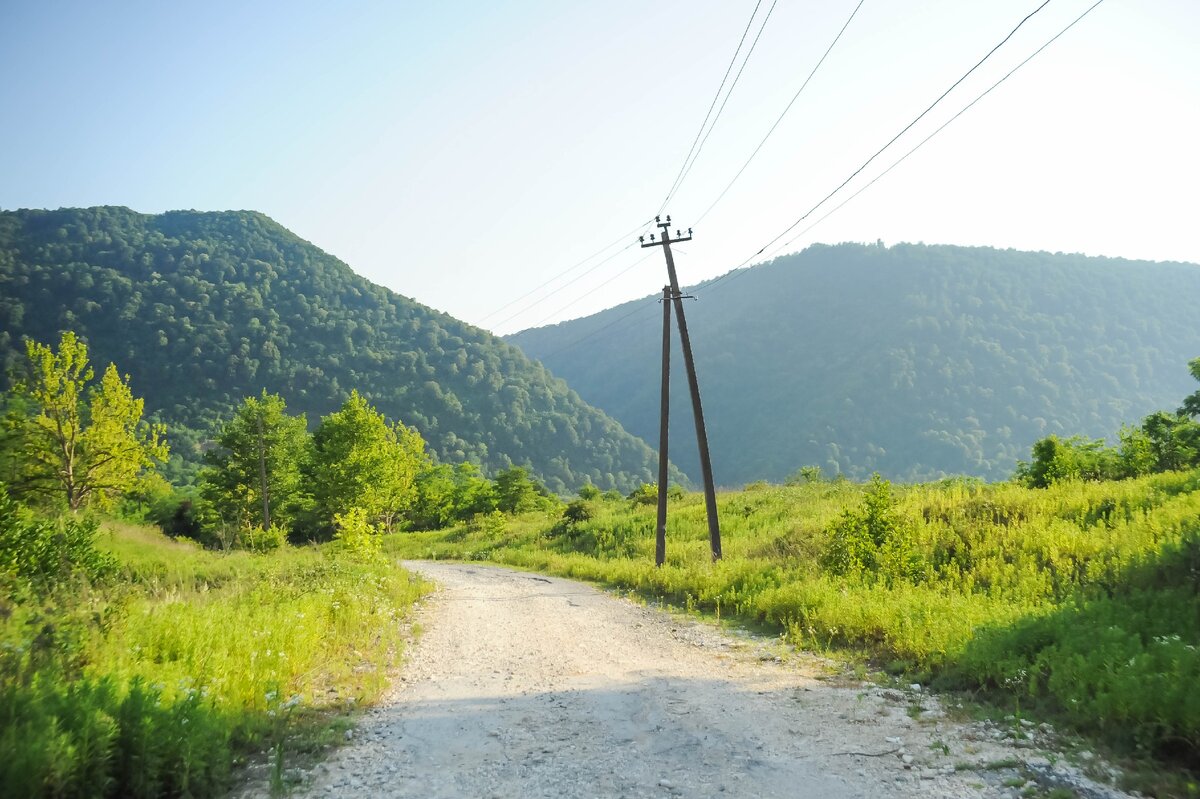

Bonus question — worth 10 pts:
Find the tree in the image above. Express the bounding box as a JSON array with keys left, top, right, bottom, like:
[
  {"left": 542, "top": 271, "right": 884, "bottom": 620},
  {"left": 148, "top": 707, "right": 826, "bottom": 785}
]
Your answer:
[
  {"left": 1140, "top": 411, "right": 1200, "bottom": 473},
  {"left": 197, "top": 391, "right": 308, "bottom": 534},
  {"left": 494, "top": 466, "right": 543, "bottom": 514},
  {"left": 1177, "top": 357, "right": 1200, "bottom": 419},
  {"left": 1015, "top": 435, "right": 1120, "bottom": 488},
  {"left": 306, "top": 391, "right": 428, "bottom": 530},
  {"left": 407, "top": 462, "right": 498, "bottom": 530},
  {"left": 2, "top": 332, "right": 167, "bottom": 510}
]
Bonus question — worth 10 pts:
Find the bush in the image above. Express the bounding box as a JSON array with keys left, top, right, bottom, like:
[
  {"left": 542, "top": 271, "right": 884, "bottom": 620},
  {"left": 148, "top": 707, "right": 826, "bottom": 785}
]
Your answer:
[
  {"left": 562, "top": 500, "right": 594, "bottom": 525},
  {"left": 0, "top": 483, "right": 114, "bottom": 585},
  {"left": 240, "top": 523, "right": 288, "bottom": 554},
  {"left": 627, "top": 484, "right": 657, "bottom": 506},
  {"left": 332, "top": 508, "right": 381, "bottom": 561},
  {"left": 146, "top": 492, "right": 201, "bottom": 541},
  {"left": 467, "top": 510, "right": 508, "bottom": 538},
  {"left": 0, "top": 676, "right": 231, "bottom": 798},
  {"left": 822, "top": 474, "right": 922, "bottom": 584}
]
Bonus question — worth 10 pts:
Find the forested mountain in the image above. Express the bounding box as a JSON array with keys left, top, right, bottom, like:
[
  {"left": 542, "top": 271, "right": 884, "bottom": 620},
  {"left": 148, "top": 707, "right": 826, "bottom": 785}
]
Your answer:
[
  {"left": 509, "top": 242, "right": 1200, "bottom": 484},
  {"left": 0, "top": 206, "right": 669, "bottom": 493}
]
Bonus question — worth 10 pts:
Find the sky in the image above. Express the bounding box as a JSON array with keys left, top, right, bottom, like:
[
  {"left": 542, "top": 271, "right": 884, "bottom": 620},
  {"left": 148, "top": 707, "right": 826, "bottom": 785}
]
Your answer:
[{"left": 2, "top": 0, "right": 1198, "bottom": 335}]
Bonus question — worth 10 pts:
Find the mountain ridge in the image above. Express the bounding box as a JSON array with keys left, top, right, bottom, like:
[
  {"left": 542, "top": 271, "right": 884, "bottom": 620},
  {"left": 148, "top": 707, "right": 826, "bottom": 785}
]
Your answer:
[
  {"left": 0, "top": 205, "right": 675, "bottom": 492},
  {"left": 508, "top": 241, "right": 1200, "bottom": 484}
]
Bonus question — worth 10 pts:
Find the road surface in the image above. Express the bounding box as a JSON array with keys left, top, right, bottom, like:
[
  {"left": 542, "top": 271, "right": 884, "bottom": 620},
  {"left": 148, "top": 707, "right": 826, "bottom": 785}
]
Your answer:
[{"left": 280, "top": 561, "right": 1127, "bottom": 799}]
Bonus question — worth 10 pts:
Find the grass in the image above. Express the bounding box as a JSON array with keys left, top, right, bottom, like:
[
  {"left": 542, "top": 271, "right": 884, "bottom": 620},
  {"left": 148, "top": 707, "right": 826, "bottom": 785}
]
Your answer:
[
  {"left": 385, "top": 471, "right": 1200, "bottom": 795},
  {"left": 1, "top": 513, "right": 429, "bottom": 798}
]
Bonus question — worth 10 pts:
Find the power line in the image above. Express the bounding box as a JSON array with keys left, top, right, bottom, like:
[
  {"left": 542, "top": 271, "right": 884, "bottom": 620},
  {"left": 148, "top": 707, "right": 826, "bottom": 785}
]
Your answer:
[
  {"left": 656, "top": 0, "right": 764, "bottom": 216},
  {"left": 524, "top": 251, "right": 657, "bottom": 331},
  {"left": 753, "top": 0, "right": 1051, "bottom": 260},
  {"left": 697, "top": 0, "right": 1105, "bottom": 298},
  {"left": 695, "top": 0, "right": 866, "bottom": 226},
  {"left": 479, "top": 218, "right": 651, "bottom": 324},
  {"left": 696, "top": 0, "right": 1054, "bottom": 294},
  {"left": 529, "top": 300, "right": 657, "bottom": 363},
  {"left": 532, "top": 0, "right": 1097, "bottom": 360},
  {"left": 489, "top": 239, "right": 643, "bottom": 332},
  {"left": 768, "top": 0, "right": 1107, "bottom": 259},
  {"left": 662, "top": 0, "right": 780, "bottom": 214}
]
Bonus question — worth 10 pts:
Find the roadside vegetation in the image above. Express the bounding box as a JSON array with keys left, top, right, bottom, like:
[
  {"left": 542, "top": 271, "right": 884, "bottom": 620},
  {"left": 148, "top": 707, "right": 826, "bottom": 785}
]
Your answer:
[
  {"left": 389, "top": 471, "right": 1200, "bottom": 790},
  {"left": 6, "top": 328, "right": 1200, "bottom": 796},
  {"left": 0, "top": 332, "right": 528, "bottom": 798},
  {"left": 389, "top": 358, "right": 1200, "bottom": 792}
]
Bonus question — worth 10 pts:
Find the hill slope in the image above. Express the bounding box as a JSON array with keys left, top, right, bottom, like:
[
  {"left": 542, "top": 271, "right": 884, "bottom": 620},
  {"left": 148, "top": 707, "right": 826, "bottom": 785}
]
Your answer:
[
  {"left": 509, "top": 242, "right": 1200, "bottom": 484},
  {"left": 0, "top": 206, "right": 668, "bottom": 492}
]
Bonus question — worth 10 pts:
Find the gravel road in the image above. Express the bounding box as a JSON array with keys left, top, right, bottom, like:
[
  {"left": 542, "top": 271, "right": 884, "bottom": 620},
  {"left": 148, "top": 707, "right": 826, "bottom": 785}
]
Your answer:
[{"left": 276, "top": 561, "right": 1131, "bottom": 799}]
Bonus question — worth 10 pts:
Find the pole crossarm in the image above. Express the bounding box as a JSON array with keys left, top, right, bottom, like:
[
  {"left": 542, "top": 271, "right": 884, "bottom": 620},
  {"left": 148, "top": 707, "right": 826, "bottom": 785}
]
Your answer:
[{"left": 640, "top": 215, "right": 693, "bottom": 248}]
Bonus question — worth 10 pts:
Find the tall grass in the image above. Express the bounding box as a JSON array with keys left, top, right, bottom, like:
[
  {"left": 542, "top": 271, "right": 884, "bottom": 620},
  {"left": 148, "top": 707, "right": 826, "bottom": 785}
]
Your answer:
[
  {"left": 2, "top": 512, "right": 428, "bottom": 798},
  {"left": 387, "top": 471, "right": 1200, "bottom": 773}
]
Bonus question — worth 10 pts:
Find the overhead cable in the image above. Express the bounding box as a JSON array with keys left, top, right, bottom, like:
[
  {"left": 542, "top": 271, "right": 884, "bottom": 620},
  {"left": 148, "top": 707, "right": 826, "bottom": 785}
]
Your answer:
[
  {"left": 479, "top": 218, "right": 651, "bottom": 324},
  {"left": 656, "top": 0, "right": 765, "bottom": 216},
  {"left": 695, "top": 0, "right": 867, "bottom": 225},
  {"left": 661, "top": 0, "right": 781, "bottom": 214},
  {"left": 697, "top": 0, "right": 1055, "bottom": 294}
]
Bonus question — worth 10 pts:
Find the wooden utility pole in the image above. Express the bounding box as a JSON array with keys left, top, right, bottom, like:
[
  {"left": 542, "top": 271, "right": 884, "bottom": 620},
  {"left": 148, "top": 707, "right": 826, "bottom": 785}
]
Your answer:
[
  {"left": 656, "top": 285, "right": 672, "bottom": 567},
  {"left": 641, "top": 216, "right": 722, "bottom": 561}
]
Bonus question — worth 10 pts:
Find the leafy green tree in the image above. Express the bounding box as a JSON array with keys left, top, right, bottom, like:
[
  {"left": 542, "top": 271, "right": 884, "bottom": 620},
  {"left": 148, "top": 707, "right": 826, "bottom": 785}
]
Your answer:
[
  {"left": 306, "top": 391, "right": 428, "bottom": 530},
  {"left": 2, "top": 332, "right": 167, "bottom": 510},
  {"left": 577, "top": 484, "right": 600, "bottom": 501},
  {"left": 1116, "top": 424, "right": 1156, "bottom": 478},
  {"left": 1177, "top": 357, "right": 1200, "bottom": 419},
  {"left": 494, "top": 466, "right": 544, "bottom": 514},
  {"left": 408, "top": 463, "right": 498, "bottom": 530},
  {"left": 1139, "top": 411, "right": 1200, "bottom": 472},
  {"left": 197, "top": 392, "right": 308, "bottom": 535},
  {"left": 1015, "top": 435, "right": 1120, "bottom": 488}
]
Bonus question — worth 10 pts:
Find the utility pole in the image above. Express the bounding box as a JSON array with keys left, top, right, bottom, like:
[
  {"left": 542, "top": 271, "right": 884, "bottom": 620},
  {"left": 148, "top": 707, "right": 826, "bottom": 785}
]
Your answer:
[
  {"left": 656, "top": 286, "right": 671, "bottom": 567},
  {"left": 641, "top": 216, "right": 722, "bottom": 561}
]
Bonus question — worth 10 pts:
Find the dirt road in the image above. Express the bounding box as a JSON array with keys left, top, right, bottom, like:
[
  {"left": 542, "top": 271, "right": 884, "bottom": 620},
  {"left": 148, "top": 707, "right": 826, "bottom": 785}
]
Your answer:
[{"left": 286, "top": 562, "right": 1128, "bottom": 798}]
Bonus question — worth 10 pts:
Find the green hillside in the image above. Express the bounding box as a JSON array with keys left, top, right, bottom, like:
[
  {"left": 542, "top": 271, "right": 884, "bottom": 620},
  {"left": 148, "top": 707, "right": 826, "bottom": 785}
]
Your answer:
[
  {"left": 0, "top": 206, "right": 668, "bottom": 493},
  {"left": 509, "top": 242, "right": 1200, "bottom": 484}
]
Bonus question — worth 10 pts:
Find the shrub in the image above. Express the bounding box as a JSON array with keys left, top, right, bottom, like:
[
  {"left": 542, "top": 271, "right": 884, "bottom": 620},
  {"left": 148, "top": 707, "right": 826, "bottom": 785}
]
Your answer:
[
  {"left": 0, "top": 483, "right": 115, "bottom": 584},
  {"left": 332, "top": 508, "right": 381, "bottom": 561},
  {"left": 562, "top": 500, "right": 594, "bottom": 525},
  {"left": 822, "top": 474, "right": 922, "bottom": 584},
  {"left": 627, "top": 484, "right": 657, "bottom": 506},
  {"left": 467, "top": 510, "right": 507, "bottom": 538}
]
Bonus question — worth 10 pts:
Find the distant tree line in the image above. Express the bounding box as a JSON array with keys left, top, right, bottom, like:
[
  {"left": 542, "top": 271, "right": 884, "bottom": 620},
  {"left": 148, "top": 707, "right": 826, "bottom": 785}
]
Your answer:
[
  {"left": 510, "top": 241, "right": 1200, "bottom": 484},
  {"left": 1016, "top": 358, "right": 1200, "bottom": 487}
]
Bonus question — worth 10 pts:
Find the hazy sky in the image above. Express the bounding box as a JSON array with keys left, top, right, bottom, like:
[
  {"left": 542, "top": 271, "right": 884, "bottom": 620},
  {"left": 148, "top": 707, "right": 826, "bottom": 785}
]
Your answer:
[{"left": 2, "top": 1, "right": 1197, "bottom": 334}]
